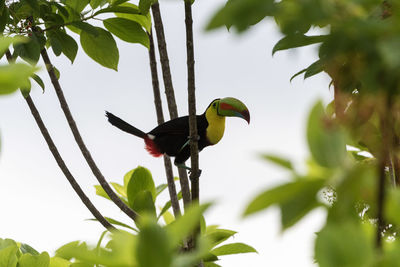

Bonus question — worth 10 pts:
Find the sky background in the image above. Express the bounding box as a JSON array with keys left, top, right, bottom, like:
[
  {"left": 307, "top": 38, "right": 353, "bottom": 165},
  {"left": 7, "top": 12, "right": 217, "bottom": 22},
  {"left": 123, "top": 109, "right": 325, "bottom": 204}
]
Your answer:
[{"left": 0, "top": 0, "right": 332, "bottom": 266}]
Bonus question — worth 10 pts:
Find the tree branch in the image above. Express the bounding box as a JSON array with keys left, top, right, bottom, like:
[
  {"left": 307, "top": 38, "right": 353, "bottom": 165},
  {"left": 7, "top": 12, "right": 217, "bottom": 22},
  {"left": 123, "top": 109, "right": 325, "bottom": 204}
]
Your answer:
[
  {"left": 184, "top": 0, "right": 200, "bottom": 202},
  {"left": 40, "top": 48, "right": 139, "bottom": 222},
  {"left": 148, "top": 31, "right": 181, "bottom": 218},
  {"left": 5, "top": 50, "right": 114, "bottom": 230},
  {"left": 151, "top": 2, "right": 192, "bottom": 210}
]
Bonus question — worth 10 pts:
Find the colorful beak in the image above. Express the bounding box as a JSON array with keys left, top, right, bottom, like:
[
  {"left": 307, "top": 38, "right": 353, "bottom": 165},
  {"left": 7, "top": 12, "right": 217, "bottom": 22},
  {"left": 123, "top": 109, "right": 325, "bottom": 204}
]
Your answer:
[{"left": 217, "top": 97, "right": 250, "bottom": 124}]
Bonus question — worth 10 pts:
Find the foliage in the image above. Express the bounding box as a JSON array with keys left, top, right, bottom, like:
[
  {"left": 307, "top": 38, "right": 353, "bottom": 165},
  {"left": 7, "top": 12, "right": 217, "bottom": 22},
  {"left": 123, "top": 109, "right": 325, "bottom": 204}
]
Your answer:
[{"left": 209, "top": 0, "right": 400, "bottom": 265}]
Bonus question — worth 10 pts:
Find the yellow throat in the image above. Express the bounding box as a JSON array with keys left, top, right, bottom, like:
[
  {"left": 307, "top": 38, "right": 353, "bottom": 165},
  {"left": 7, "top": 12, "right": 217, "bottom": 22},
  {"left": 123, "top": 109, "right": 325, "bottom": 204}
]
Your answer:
[{"left": 205, "top": 105, "right": 226, "bottom": 145}]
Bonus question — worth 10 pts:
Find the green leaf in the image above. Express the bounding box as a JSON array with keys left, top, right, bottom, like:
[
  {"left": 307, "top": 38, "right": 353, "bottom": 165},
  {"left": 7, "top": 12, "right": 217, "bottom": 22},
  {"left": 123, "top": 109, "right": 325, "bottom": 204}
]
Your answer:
[
  {"left": 0, "top": 8, "right": 9, "bottom": 34},
  {"left": 103, "top": 18, "right": 149, "bottom": 48},
  {"left": 65, "top": 0, "right": 90, "bottom": 13},
  {"left": 211, "top": 243, "right": 257, "bottom": 256},
  {"left": 162, "top": 210, "right": 174, "bottom": 225},
  {"left": 272, "top": 34, "right": 326, "bottom": 55},
  {"left": 132, "top": 190, "right": 157, "bottom": 218},
  {"left": 204, "top": 263, "right": 222, "bottom": 267},
  {"left": 31, "top": 74, "right": 45, "bottom": 92},
  {"left": 80, "top": 27, "right": 119, "bottom": 71},
  {"left": 0, "top": 63, "right": 38, "bottom": 95},
  {"left": 158, "top": 191, "right": 182, "bottom": 219},
  {"left": 315, "top": 222, "right": 374, "bottom": 267},
  {"left": 49, "top": 257, "right": 71, "bottom": 267},
  {"left": 94, "top": 6, "right": 140, "bottom": 16},
  {"left": 114, "top": 3, "right": 152, "bottom": 33},
  {"left": 111, "top": 182, "right": 127, "bottom": 198},
  {"left": 304, "top": 59, "right": 324, "bottom": 79},
  {"left": 55, "top": 31, "right": 78, "bottom": 63},
  {"left": 88, "top": 217, "right": 138, "bottom": 231},
  {"left": 26, "top": 0, "right": 39, "bottom": 11},
  {"left": 90, "top": 0, "right": 104, "bottom": 9},
  {"left": 156, "top": 183, "right": 168, "bottom": 196},
  {"left": 137, "top": 218, "right": 172, "bottom": 267},
  {"left": 205, "top": 228, "right": 236, "bottom": 247},
  {"left": 71, "top": 22, "right": 99, "bottom": 36},
  {"left": 166, "top": 203, "right": 211, "bottom": 249},
  {"left": 94, "top": 185, "right": 111, "bottom": 201},
  {"left": 385, "top": 188, "right": 400, "bottom": 226},
  {"left": 307, "top": 101, "right": 346, "bottom": 168},
  {"left": 13, "top": 36, "right": 41, "bottom": 64},
  {"left": 138, "top": 0, "right": 156, "bottom": 14},
  {"left": 127, "top": 166, "right": 156, "bottom": 207},
  {"left": 0, "top": 241, "right": 18, "bottom": 267},
  {"left": 244, "top": 178, "right": 324, "bottom": 218},
  {"left": 19, "top": 252, "right": 50, "bottom": 267},
  {"left": 20, "top": 77, "right": 31, "bottom": 98},
  {"left": 0, "top": 36, "right": 27, "bottom": 55},
  {"left": 261, "top": 154, "right": 293, "bottom": 170},
  {"left": 20, "top": 243, "right": 39, "bottom": 255}
]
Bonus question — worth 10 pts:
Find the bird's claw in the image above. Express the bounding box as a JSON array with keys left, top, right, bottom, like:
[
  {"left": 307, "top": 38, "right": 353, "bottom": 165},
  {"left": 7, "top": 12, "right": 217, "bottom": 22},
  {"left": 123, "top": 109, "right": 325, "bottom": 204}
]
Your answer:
[{"left": 189, "top": 168, "right": 202, "bottom": 178}]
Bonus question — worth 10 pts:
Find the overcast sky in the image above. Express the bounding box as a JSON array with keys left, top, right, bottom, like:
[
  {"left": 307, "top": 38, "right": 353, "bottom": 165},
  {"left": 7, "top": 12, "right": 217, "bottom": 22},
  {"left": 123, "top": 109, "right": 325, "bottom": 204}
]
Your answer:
[{"left": 0, "top": 0, "right": 332, "bottom": 266}]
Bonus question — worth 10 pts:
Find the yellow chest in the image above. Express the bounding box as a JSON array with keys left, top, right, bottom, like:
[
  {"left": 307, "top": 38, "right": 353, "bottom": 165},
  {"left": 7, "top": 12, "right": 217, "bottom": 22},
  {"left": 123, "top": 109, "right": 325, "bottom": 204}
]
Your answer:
[{"left": 205, "top": 109, "right": 226, "bottom": 145}]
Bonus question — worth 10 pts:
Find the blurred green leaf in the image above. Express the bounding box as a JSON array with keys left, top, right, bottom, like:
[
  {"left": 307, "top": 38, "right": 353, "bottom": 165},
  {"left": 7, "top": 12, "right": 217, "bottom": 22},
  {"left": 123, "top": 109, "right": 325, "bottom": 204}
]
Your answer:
[
  {"left": 204, "top": 263, "right": 221, "bottom": 267},
  {"left": 307, "top": 101, "right": 346, "bottom": 168},
  {"left": 261, "top": 154, "right": 293, "bottom": 170},
  {"left": 162, "top": 210, "right": 174, "bottom": 225},
  {"left": 315, "top": 222, "right": 374, "bottom": 267},
  {"left": 207, "top": 0, "right": 276, "bottom": 32},
  {"left": 0, "top": 36, "right": 27, "bottom": 55},
  {"left": 166, "top": 203, "right": 211, "bottom": 249},
  {"left": 385, "top": 188, "right": 400, "bottom": 226},
  {"left": 158, "top": 191, "right": 182, "bottom": 219},
  {"left": 127, "top": 166, "right": 156, "bottom": 207},
  {"left": 49, "top": 257, "right": 71, "bottom": 267},
  {"left": 244, "top": 178, "right": 324, "bottom": 219},
  {"left": 304, "top": 59, "right": 324, "bottom": 79},
  {"left": 205, "top": 228, "right": 236, "bottom": 247},
  {"left": 20, "top": 243, "right": 39, "bottom": 255},
  {"left": 272, "top": 34, "right": 326, "bottom": 55},
  {"left": 0, "top": 63, "right": 37, "bottom": 95},
  {"left": 80, "top": 27, "right": 119, "bottom": 71},
  {"left": 19, "top": 252, "right": 50, "bottom": 267},
  {"left": 70, "top": 22, "right": 99, "bottom": 36},
  {"left": 0, "top": 240, "right": 18, "bottom": 267},
  {"left": 103, "top": 18, "right": 149, "bottom": 48},
  {"left": 211, "top": 243, "right": 257, "bottom": 256},
  {"left": 13, "top": 36, "right": 41, "bottom": 64},
  {"left": 137, "top": 218, "right": 172, "bottom": 267},
  {"left": 88, "top": 217, "right": 138, "bottom": 232},
  {"left": 90, "top": 0, "right": 104, "bottom": 9},
  {"left": 94, "top": 185, "right": 111, "bottom": 201}
]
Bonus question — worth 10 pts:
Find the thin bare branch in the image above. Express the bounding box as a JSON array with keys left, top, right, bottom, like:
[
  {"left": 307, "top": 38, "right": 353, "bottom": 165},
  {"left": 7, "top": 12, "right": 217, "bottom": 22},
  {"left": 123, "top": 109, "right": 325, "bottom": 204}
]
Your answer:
[
  {"left": 148, "top": 31, "right": 181, "bottom": 218},
  {"left": 40, "top": 48, "right": 139, "bottom": 222},
  {"left": 151, "top": 2, "right": 192, "bottom": 209}
]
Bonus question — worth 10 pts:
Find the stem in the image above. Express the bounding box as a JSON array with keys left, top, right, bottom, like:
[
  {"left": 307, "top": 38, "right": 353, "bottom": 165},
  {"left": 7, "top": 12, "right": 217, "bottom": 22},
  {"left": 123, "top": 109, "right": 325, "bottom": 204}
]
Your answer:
[
  {"left": 148, "top": 31, "right": 181, "bottom": 218},
  {"left": 151, "top": 2, "right": 192, "bottom": 210},
  {"left": 184, "top": 1, "right": 200, "bottom": 201},
  {"left": 376, "top": 95, "right": 392, "bottom": 249},
  {"left": 40, "top": 48, "right": 139, "bottom": 222}
]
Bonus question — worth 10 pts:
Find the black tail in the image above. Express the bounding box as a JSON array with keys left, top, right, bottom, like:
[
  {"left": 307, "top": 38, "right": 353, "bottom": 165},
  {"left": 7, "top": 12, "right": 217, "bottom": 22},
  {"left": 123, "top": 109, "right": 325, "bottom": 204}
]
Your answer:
[{"left": 105, "top": 111, "right": 146, "bottom": 139}]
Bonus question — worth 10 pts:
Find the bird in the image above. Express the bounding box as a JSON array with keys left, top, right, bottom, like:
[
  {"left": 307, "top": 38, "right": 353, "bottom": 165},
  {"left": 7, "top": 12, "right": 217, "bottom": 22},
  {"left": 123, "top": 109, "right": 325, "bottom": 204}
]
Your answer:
[{"left": 105, "top": 97, "right": 250, "bottom": 172}]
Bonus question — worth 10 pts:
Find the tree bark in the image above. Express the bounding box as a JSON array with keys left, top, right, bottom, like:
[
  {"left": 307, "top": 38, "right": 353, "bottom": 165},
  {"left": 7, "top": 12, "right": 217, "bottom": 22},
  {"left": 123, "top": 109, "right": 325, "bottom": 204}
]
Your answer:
[{"left": 148, "top": 32, "right": 181, "bottom": 218}]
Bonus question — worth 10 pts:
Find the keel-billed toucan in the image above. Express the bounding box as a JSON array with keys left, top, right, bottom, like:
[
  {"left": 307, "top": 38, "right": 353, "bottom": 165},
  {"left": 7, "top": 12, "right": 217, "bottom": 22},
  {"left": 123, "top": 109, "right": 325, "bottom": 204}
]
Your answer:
[{"left": 106, "top": 97, "right": 250, "bottom": 171}]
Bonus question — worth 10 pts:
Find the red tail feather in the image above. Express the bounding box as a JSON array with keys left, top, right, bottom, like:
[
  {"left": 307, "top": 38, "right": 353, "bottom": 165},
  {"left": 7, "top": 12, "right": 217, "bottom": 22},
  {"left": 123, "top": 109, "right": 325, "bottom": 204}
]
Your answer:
[{"left": 144, "top": 136, "right": 163, "bottom": 157}]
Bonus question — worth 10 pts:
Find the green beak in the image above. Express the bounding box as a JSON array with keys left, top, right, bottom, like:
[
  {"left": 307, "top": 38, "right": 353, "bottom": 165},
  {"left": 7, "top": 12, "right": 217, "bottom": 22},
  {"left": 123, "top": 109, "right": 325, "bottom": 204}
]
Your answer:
[{"left": 217, "top": 97, "right": 250, "bottom": 124}]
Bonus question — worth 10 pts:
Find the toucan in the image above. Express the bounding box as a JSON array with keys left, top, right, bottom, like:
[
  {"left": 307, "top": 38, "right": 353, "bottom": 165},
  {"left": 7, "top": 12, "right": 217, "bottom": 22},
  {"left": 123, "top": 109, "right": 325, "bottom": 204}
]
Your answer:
[{"left": 106, "top": 97, "right": 250, "bottom": 171}]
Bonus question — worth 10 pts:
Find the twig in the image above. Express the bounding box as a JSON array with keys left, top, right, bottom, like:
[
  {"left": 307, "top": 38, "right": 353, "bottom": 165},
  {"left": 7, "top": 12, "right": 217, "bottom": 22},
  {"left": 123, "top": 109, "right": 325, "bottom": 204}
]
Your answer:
[
  {"left": 184, "top": 0, "right": 200, "bottom": 202},
  {"left": 5, "top": 50, "right": 114, "bottom": 230},
  {"left": 40, "top": 48, "right": 139, "bottom": 222},
  {"left": 151, "top": 2, "right": 192, "bottom": 210},
  {"left": 148, "top": 31, "right": 181, "bottom": 218},
  {"left": 376, "top": 95, "right": 392, "bottom": 249}
]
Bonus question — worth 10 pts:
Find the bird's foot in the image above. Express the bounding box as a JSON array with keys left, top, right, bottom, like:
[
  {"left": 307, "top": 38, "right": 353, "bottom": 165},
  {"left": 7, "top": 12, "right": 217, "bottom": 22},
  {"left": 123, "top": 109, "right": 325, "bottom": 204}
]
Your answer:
[
  {"left": 188, "top": 134, "right": 200, "bottom": 141},
  {"left": 188, "top": 168, "right": 202, "bottom": 179}
]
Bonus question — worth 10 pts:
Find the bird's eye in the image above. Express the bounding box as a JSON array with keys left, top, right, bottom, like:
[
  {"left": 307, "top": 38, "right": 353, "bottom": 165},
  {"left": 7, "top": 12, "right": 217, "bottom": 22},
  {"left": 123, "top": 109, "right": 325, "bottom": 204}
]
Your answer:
[{"left": 212, "top": 103, "right": 216, "bottom": 108}]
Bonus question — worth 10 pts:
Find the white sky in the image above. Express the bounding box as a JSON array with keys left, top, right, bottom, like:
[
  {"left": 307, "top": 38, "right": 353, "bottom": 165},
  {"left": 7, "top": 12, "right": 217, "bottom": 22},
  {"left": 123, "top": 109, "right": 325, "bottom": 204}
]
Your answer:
[{"left": 0, "top": 0, "right": 332, "bottom": 266}]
